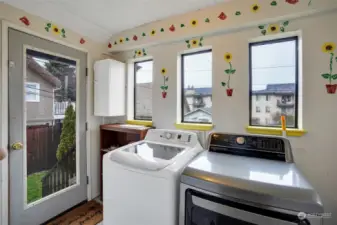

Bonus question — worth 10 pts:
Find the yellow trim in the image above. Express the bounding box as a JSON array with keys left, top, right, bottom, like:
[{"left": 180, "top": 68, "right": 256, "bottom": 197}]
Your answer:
[
  {"left": 126, "top": 120, "right": 153, "bottom": 127},
  {"left": 246, "top": 126, "right": 307, "bottom": 137},
  {"left": 175, "top": 123, "right": 214, "bottom": 131}
]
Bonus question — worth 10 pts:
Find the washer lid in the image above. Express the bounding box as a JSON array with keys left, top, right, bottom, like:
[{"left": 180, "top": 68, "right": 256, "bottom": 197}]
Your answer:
[{"left": 109, "top": 142, "right": 185, "bottom": 171}]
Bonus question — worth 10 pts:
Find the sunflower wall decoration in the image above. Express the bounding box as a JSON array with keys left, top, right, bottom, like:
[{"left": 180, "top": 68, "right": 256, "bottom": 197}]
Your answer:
[
  {"left": 251, "top": 4, "right": 261, "bottom": 13},
  {"left": 321, "top": 42, "right": 337, "bottom": 94},
  {"left": 160, "top": 68, "right": 169, "bottom": 98},
  {"left": 133, "top": 49, "right": 147, "bottom": 58},
  {"left": 258, "top": 21, "right": 289, "bottom": 35},
  {"left": 45, "top": 23, "right": 66, "bottom": 38},
  {"left": 185, "top": 37, "right": 204, "bottom": 49},
  {"left": 221, "top": 53, "right": 236, "bottom": 96}
]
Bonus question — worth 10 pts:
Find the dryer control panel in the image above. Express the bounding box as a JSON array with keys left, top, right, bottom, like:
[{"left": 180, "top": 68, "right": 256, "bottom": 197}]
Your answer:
[{"left": 208, "top": 133, "right": 292, "bottom": 162}]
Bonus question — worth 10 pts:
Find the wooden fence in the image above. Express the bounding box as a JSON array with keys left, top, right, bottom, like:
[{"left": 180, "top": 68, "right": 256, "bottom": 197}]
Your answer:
[
  {"left": 42, "top": 146, "right": 76, "bottom": 197},
  {"left": 26, "top": 122, "right": 62, "bottom": 175}
]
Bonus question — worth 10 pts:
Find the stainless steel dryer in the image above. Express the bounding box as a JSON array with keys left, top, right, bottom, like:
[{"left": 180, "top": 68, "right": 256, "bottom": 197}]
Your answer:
[{"left": 179, "top": 132, "right": 323, "bottom": 225}]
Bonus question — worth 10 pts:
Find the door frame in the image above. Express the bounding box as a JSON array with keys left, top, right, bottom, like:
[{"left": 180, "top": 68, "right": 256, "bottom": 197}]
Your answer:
[{"left": 1, "top": 20, "right": 92, "bottom": 225}]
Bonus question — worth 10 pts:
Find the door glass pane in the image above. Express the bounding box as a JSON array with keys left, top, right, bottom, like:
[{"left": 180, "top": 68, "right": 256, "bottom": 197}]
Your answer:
[{"left": 25, "top": 49, "right": 77, "bottom": 204}]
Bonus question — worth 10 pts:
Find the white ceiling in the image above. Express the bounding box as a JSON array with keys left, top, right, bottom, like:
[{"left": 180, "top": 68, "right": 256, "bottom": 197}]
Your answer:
[{"left": 4, "top": 0, "right": 229, "bottom": 43}]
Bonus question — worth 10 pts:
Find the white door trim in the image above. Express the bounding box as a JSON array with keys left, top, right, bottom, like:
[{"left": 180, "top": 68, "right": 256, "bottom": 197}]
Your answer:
[{"left": 1, "top": 20, "right": 92, "bottom": 225}]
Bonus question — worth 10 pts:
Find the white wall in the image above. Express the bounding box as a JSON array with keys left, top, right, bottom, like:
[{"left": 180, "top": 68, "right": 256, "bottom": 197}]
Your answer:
[
  {"left": 113, "top": 10, "right": 337, "bottom": 224},
  {"left": 0, "top": 3, "right": 108, "bottom": 225}
]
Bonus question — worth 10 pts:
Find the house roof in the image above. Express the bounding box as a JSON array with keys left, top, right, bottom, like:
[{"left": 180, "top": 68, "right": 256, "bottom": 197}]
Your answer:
[
  {"left": 184, "top": 107, "right": 212, "bottom": 117},
  {"left": 252, "top": 83, "right": 295, "bottom": 95},
  {"left": 185, "top": 87, "right": 212, "bottom": 96},
  {"left": 27, "top": 56, "right": 61, "bottom": 88}
]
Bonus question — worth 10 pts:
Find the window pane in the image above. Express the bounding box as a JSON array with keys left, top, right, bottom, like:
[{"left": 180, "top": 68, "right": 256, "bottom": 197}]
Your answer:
[
  {"left": 250, "top": 38, "right": 298, "bottom": 128},
  {"left": 25, "top": 49, "right": 77, "bottom": 204},
  {"left": 135, "top": 60, "right": 153, "bottom": 120},
  {"left": 182, "top": 51, "right": 212, "bottom": 123}
]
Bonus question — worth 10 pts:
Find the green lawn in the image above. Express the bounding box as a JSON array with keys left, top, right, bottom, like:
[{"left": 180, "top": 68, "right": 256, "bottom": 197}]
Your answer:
[{"left": 27, "top": 171, "right": 48, "bottom": 204}]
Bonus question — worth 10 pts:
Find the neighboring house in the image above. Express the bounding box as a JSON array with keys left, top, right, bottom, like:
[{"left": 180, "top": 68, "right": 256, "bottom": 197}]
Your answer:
[
  {"left": 25, "top": 56, "right": 61, "bottom": 125},
  {"left": 135, "top": 82, "right": 153, "bottom": 120},
  {"left": 184, "top": 107, "right": 212, "bottom": 123},
  {"left": 183, "top": 87, "right": 212, "bottom": 123},
  {"left": 251, "top": 83, "right": 295, "bottom": 126}
]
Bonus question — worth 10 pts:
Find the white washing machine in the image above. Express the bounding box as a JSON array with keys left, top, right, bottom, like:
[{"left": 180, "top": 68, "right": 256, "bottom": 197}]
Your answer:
[
  {"left": 179, "top": 132, "right": 324, "bottom": 225},
  {"left": 103, "top": 129, "right": 204, "bottom": 225}
]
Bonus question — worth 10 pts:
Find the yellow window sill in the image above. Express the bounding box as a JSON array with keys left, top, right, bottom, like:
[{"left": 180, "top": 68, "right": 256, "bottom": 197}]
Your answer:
[
  {"left": 175, "top": 123, "right": 214, "bottom": 131},
  {"left": 246, "top": 126, "right": 307, "bottom": 137},
  {"left": 126, "top": 120, "right": 153, "bottom": 127}
]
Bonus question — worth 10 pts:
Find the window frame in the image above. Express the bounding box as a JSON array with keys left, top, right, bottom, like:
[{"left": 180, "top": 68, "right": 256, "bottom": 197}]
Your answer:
[
  {"left": 133, "top": 59, "right": 153, "bottom": 121},
  {"left": 248, "top": 36, "right": 299, "bottom": 129},
  {"left": 180, "top": 49, "right": 212, "bottom": 124},
  {"left": 25, "top": 82, "right": 40, "bottom": 102}
]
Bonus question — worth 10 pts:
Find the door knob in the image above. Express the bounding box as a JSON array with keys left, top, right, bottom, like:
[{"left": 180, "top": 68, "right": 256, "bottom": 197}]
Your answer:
[{"left": 11, "top": 142, "right": 23, "bottom": 150}]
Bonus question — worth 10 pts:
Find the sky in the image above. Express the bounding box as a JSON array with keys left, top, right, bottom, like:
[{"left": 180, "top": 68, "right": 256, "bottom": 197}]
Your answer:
[{"left": 135, "top": 39, "right": 297, "bottom": 91}]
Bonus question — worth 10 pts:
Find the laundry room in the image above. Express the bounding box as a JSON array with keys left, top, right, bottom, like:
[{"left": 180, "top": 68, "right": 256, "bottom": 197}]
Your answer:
[{"left": 0, "top": 0, "right": 337, "bottom": 225}]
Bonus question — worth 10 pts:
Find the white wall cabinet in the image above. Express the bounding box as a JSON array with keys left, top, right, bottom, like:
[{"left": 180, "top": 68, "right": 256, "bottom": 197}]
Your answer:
[{"left": 94, "top": 59, "right": 125, "bottom": 116}]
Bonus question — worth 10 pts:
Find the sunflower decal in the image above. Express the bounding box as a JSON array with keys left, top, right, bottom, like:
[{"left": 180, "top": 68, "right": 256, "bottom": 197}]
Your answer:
[
  {"left": 185, "top": 37, "right": 204, "bottom": 49},
  {"left": 191, "top": 39, "right": 199, "bottom": 47},
  {"left": 321, "top": 42, "right": 337, "bottom": 94},
  {"left": 45, "top": 23, "right": 66, "bottom": 38},
  {"left": 322, "top": 43, "right": 336, "bottom": 53},
  {"left": 151, "top": 29, "right": 156, "bottom": 36},
  {"left": 221, "top": 52, "right": 236, "bottom": 97},
  {"left": 133, "top": 49, "right": 147, "bottom": 58},
  {"left": 191, "top": 20, "right": 198, "bottom": 27},
  {"left": 251, "top": 4, "right": 260, "bottom": 13},
  {"left": 259, "top": 21, "right": 289, "bottom": 35},
  {"left": 160, "top": 68, "right": 169, "bottom": 98},
  {"left": 119, "top": 38, "right": 124, "bottom": 44},
  {"left": 268, "top": 24, "right": 280, "bottom": 34},
  {"left": 224, "top": 53, "right": 232, "bottom": 63},
  {"left": 52, "top": 25, "right": 60, "bottom": 34}
]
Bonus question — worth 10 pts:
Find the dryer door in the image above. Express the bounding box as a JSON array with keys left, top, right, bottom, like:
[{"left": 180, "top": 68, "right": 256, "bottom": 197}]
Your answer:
[{"left": 184, "top": 189, "right": 320, "bottom": 225}]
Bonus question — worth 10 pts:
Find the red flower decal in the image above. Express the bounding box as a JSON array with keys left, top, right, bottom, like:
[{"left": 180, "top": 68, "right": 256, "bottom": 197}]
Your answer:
[
  {"left": 108, "top": 42, "right": 112, "bottom": 48},
  {"left": 169, "top": 25, "right": 175, "bottom": 32},
  {"left": 285, "top": 0, "right": 299, "bottom": 4},
  {"left": 218, "top": 12, "right": 227, "bottom": 20},
  {"left": 133, "top": 35, "right": 138, "bottom": 41},
  {"left": 19, "top": 16, "right": 30, "bottom": 26},
  {"left": 80, "top": 38, "right": 85, "bottom": 44}
]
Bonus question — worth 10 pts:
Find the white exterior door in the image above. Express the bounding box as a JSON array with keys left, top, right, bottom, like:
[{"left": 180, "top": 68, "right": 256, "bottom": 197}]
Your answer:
[{"left": 8, "top": 28, "right": 87, "bottom": 225}]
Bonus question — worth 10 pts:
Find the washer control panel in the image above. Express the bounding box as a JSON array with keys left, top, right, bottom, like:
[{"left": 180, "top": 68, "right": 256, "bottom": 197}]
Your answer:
[{"left": 145, "top": 129, "right": 199, "bottom": 147}]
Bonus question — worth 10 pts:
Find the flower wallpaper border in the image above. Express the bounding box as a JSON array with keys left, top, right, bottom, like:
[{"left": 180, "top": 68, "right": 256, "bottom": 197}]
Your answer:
[{"left": 109, "top": 0, "right": 313, "bottom": 47}]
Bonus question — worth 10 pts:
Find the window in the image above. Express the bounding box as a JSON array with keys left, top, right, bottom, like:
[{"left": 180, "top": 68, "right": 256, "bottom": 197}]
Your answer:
[
  {"left": 256, "top": 106, "right": 261, "bottom": 113},
  {"left": 25, "top": 82, "right": 40, "bottom": 102},
  {"left": 256, "top": 95, "right": 260, "bottom": 101},
  {"left": 266, "top": 95, "right": 269, "bottom": 101},
  {"left": 181, "top": 50, "right": 212, "bottom": 124},
  {"left": 266, "top": 106, "right": 270, "bottom": 113},
  {"left": 249, "top": 37, "right": 298, "bottom": 128},
  {"left": 134, "top": 60, "right": 153, "bottom": 120}
]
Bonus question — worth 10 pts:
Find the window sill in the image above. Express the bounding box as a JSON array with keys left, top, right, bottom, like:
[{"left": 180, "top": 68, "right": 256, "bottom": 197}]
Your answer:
[
  {"left": 175, "top": 123, "right": 214, "bottom": 131},
  {"left": 245, "top": 126, "right": 307, "bottom": 137},
  {"left": 126, "top": 120, "right": 153, "bottom": 127}
]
